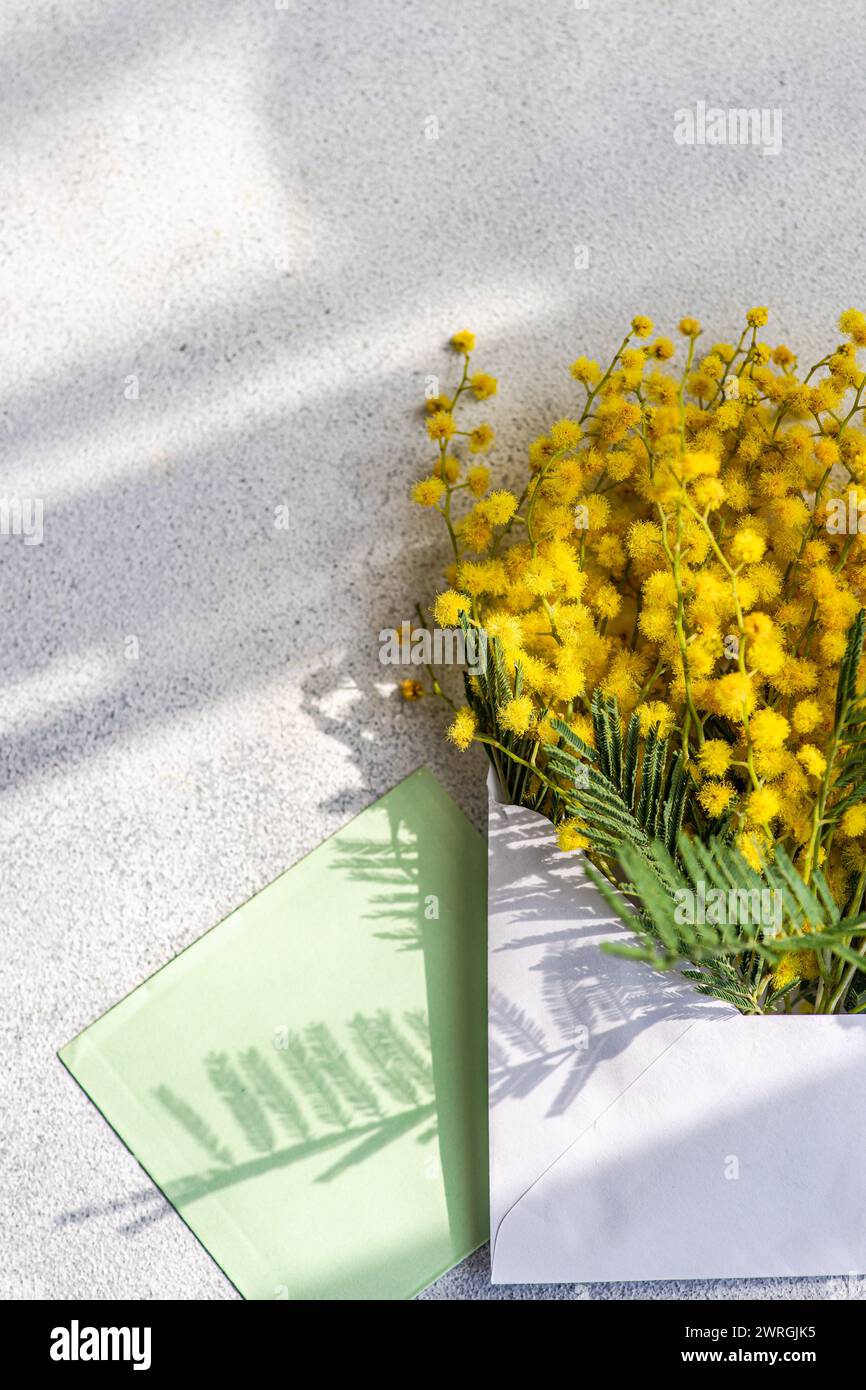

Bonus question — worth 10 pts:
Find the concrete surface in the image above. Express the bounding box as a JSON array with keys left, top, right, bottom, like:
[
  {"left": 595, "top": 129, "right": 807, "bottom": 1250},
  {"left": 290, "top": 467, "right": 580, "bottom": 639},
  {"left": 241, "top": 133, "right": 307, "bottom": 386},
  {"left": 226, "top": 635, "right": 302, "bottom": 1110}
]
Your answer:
[{"left": 2, "top": 0, "right": 864, "bottom": 1301}]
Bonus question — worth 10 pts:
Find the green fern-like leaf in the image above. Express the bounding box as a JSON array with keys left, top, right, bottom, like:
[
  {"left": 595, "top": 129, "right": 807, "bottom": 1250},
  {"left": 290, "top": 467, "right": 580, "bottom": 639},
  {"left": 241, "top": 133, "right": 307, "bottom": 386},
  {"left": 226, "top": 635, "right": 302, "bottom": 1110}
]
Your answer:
[
  {"left": 543, "top": 695, "right": 692, "bottom": 883},
  {"left": 549, "top": 715, "right": 596, "bottom": 762},
  {"left": 820, "top": 609, "right": 866, "bottom": 833},
  {"left": 585, "top": 829, "right": 866, "bottom": 1007}
]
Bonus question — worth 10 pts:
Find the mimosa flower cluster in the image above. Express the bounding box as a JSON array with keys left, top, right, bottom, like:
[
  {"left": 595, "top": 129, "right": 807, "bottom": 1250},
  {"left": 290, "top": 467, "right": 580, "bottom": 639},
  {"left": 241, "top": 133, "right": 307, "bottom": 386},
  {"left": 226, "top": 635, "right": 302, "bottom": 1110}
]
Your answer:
[{"left": 408, "top": 313, "right": 866, "bottom": 1013}]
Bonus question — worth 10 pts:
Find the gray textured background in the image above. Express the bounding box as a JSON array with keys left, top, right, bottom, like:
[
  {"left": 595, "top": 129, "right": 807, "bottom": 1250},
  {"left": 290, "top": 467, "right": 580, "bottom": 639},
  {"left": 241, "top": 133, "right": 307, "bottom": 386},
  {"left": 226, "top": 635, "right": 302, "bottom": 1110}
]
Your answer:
[{"left": 3, "top": 0, "right": 864, "bottom": 1301}]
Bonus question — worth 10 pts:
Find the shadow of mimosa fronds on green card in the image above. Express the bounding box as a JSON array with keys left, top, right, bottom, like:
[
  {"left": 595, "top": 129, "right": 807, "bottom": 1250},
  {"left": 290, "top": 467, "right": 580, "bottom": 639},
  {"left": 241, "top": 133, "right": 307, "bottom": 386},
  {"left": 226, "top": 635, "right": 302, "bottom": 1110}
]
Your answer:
[{"left": 154, "top": 1009, "right": 440, "bottom": 1202}]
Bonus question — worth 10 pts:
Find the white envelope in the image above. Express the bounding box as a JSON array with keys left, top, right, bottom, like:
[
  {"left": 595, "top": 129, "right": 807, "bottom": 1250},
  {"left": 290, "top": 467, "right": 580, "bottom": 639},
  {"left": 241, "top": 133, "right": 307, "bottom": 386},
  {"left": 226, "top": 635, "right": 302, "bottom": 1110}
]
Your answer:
[{"left": 487, "top": 769, "right": 866, "bottom": 1283}]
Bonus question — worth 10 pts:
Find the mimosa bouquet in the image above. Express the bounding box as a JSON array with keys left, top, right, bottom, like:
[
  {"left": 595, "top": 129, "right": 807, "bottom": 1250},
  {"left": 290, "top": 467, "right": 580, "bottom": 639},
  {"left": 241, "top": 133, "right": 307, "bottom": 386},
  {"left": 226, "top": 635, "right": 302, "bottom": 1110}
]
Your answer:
[{"left": 407, "top": 311, "right": 866, "bottom": 1015}]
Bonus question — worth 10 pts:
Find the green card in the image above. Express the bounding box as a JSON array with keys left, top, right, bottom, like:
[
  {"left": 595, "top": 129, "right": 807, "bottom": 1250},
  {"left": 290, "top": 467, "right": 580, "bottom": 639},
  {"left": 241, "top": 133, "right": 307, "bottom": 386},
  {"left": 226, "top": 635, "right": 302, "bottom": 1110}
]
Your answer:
[{"left": 60, "top": 768, "right": 488, "bottom": 1300}]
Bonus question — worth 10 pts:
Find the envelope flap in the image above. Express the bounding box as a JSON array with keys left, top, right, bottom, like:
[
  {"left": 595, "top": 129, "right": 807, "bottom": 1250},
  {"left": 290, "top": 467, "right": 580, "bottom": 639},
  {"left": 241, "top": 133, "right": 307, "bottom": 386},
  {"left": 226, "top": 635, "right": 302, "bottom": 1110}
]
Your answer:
[
  {"left": 492, "top": 1015, "right": 866, "bottom": 1282},
  {"left": 487, "top": 770, "right": 731, "bottom": 1273}
]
